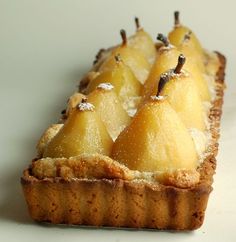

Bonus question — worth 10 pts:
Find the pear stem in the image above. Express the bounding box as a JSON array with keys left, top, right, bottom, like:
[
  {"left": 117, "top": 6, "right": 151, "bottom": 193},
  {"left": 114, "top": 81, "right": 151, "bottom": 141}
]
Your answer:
[
  {"left": 81, "top": 97, "right": 87, "bottom": 103},
  {"left": 184, "top": 31, "right": 192, "bottom": 41},
  {"left": 174, "top": 11, "right": 180, "bottom": 26},
  {"left": 135, "top": 17, "right": 141, "bottom": 30},
  {"left": 120, "top": 29, "right": 127, "bottom": 46},
  {"left": 114, "top": 54, "right": 122, "bottom": 63},
  {"left": 157, "top": 74, "right": 169, "bottom": 96},
  {"left": 174, "top": 54, "right": 186, "bottom": 74},
  {"left": 157, "top": 33, "right": 169, "bottom": 47}
]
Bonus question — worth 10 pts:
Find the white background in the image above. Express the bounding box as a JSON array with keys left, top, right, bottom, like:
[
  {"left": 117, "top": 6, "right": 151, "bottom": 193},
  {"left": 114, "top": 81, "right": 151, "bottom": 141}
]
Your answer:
[{"left": 0, "top": 0, "right": 235, "bottom": 241}]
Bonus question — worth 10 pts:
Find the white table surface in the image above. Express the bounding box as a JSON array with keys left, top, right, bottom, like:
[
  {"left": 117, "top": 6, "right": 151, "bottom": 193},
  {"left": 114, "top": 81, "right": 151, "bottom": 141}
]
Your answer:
[{"left": 0, "top": 0, "right": 235, "bottom": 241}]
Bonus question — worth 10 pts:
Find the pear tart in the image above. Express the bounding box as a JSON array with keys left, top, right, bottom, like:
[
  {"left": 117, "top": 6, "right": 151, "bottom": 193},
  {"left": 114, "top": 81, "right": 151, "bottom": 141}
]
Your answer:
[{"left": 21, "top": 13, "right": 226, "bottom": 230}]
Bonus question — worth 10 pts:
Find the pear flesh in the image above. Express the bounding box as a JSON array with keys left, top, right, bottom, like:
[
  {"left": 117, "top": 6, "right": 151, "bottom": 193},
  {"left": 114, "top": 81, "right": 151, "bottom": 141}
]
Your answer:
[
  {"left": 112, "top": 98, "right": 198, "bottom": 172},
  {"left": 99, "top": 46, "right": 150, "bottom": 84},
  {"left": 160, "top": 71, "right": 206, "bottom": 131},
  {"left": 168, "top": 26, "right": 203, "bottom": 56},
  {"left": 128, "top": 28, "right": 156, "bottom": 64},
  {"left": 142, "top": 46, "right": 210, "bottom": 102},
  {"left": 88, "top": 86, "right": 130, "bottom": 140},
  {"left": 43, "top": 102, "right": 113, "bottom": 158},
  {"left": 86, "top": 60, "right": 142, "bottom": 108},
  {"left": 142, "top": 47, "right": 180, "bottom": 99}
]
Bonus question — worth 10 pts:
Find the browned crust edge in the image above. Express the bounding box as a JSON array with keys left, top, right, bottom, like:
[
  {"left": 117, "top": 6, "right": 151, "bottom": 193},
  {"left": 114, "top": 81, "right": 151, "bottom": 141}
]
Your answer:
[{"left": 21, "top": 52, "right": 226, "bottom": 230}]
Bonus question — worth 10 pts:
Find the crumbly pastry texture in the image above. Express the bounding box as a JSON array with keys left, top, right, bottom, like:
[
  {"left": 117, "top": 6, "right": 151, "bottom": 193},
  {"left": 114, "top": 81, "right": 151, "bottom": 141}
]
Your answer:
[{"left": 21, "top": 52, "right": 226, "bottom": 230}]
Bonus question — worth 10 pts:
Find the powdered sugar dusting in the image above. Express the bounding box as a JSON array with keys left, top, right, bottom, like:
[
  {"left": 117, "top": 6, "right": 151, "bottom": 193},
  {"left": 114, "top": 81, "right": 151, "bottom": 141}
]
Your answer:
[
  {"left": 77, "top": 102, "right": 95, "bottom": 111},
  {"left": 163, "top": 69, "right": 189, "bottom": 78},
  {"left": 123, "top": 96, "right": 141, "bottom": 117},
  {"left": 151, "top": 95, "right": 166, "bottom": 101},
  {"left": 97, "top": 83, "right": 114, "bottom": 91},
  {"left": 159, "top": 44, "right": 175, "bottom": 52},
  {"left": 127, "top": 108, "right": 137, "bottom": 117}
]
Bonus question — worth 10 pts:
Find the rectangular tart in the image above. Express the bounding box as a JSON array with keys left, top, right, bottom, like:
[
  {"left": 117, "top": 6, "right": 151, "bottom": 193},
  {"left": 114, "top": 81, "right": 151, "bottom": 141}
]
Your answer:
[{"left": 21, "top": 52, "right": 226, "bottom": 230}]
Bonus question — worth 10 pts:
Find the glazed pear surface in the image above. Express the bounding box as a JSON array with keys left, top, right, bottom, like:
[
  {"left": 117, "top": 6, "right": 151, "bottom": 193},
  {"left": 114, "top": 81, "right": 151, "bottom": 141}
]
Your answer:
[
  {"left": 88, "top": 84, "right": 130, "bottom": 140},
  {"left": 66, "top": 92, "right": 86, "bottom": 117},
  {"left": 40, "top": 14, "right": 219, "bottom": 176},
  {"left": 142, "top": 38, "right": 180, "bottom": 99},
  {"left": 43, "top": 101, "right": 113, "bottom": 158},
  {"left": 99, "top": 30, "right": 150, "bottom": 84},
  {"left": 142, "top": 34, "right": 210, "bottom": 102},
  {"left": 160, "top": 74, "right": 205, "bottom": 131},
  {"left": 168, "top": 11, "right": 204, "bottom": 58},
  {"left": 112, "top": 97, "right": 198, "bottom": 172},
  {"left": 86, "top": 56, "right": 141, "bottom": 107},
  {"left": 128, "top": 17, "right": 156, "bottom": 63},
  {"left": 158, "top": 55, "right": 206, "bottom": 131}
]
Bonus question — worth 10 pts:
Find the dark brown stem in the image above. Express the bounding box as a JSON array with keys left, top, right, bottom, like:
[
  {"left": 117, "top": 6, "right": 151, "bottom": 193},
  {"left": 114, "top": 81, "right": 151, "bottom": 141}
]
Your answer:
[
  {"left": 115, "top": 54, "right": 122, "bottom": 63},
  {"left": 93, "top": 48, "right": 105, "bottom": 65},
  {"left": 120, "top": 29, "right": 127, "bottom": 46},
  {"left": 184, "top": 31, "right": 192, "bottom": 41},
  {"left": 61, "top": 109, "right": 66, "bottom": 115},
  {"left": 157, "top": 74, "right": 169, "bottom": 96},
  {"left": 135, "top": 17, "right": 140, "bottom": 30},
  {"left": 174, "top": 54, "right": 186, "bottom": 74},
  {"left": 81, "top": 97, "right": 87, "bottom": 103},
  {"left": 76, "top": 97, "right": 87, "bottom": 110},
  {"left": 157, "top": 33, "right": 169, "bottom": 47},
  {"left": 174, "top": 11, "right": 180, "bottom": 26}
]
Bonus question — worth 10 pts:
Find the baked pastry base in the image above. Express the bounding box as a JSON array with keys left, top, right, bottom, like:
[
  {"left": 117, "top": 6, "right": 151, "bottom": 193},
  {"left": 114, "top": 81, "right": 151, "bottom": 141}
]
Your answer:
[{"left": 21, "top": 52, "right": 226, "bottom": 230}]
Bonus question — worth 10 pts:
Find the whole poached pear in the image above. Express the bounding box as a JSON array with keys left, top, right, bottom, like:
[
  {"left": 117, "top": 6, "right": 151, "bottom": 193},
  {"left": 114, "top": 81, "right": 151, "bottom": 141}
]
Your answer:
[
  {"left": 128, "top": 17, "right": 156, "bottom": 64},
  {"left": 112, "top": 95, "right": 198, "bottom": 172},
  {"left": 158, "top": 55, "right": 206, "bottom": 131},
  {"left": 142, "top": 34, "right": 210, "bottom": 102},
  {"left": 93, "top": 20, "right": 155, "bottom": 71},
  {"left": 87, "top": 83, "right": 130, "bottom": 140},
  {"left": 43, "top": 99, "right": 113, "bottom": 158},
  {"left": 99, "top": 29, "right": 151, "bottom": 84},
  {"left": 168, "top": 11, "right": 204, "bottom": 60},
  {"left": 86, "top": 55, "right": 142, "bottom": 107}
]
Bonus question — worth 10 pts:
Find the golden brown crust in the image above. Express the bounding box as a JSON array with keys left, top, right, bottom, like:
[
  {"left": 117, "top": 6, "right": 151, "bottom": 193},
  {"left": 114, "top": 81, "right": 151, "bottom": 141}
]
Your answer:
[
  {"left": 156, "top": 169, "right": 200, "bottom": 188},
  {"left": 36, "top": 124, "right": 63, "bottom": 156},
  {"left": 32, "top": 154, "right": 134, "bottom": 180},
  {"left": 21, "top": 52, "right": 226, "bottom": 230}
]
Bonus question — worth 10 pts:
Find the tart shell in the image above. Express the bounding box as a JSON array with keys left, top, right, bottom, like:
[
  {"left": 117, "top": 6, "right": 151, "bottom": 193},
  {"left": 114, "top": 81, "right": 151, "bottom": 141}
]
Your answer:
[{"left": 21, "top": 52, "right": 226, "bottom": 230}]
